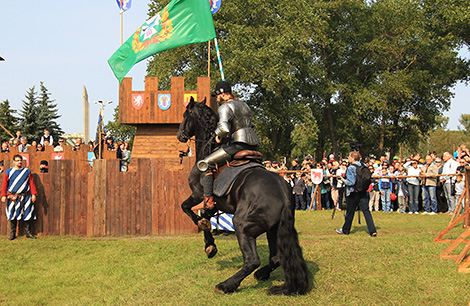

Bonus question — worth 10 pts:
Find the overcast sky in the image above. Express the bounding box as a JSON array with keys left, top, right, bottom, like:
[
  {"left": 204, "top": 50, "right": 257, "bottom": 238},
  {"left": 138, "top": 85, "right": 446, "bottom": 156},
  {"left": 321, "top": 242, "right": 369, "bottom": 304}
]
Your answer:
[{"left": 0, "top": 1, "right": 468, "bottom": 137}]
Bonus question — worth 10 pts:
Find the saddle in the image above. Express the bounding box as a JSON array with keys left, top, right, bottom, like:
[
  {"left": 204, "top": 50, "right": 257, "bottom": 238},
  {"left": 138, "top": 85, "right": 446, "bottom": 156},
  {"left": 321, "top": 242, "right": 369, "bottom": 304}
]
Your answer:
[
  {"left": 212, "top": 150, "right": 264, "bottom": 197},
  {"left": 213, "top": 150, "right": 263, "bottom": 179}
]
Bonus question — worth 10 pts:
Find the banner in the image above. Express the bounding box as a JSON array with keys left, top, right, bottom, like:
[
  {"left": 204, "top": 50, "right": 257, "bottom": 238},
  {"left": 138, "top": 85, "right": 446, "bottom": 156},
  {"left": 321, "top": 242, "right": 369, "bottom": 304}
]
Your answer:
[
  {"left": 116, "top": 0, "right": 132, "bottom": 12},
  {"left": 108, "top": 0, "right": 216, "bottom": 82}
]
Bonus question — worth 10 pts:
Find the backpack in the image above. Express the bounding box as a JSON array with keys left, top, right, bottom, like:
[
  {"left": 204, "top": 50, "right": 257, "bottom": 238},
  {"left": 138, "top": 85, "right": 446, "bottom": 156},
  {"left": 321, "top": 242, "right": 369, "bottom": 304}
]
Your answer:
[{"left": 353, "top": 163, "right": 372, "bottom": 192}]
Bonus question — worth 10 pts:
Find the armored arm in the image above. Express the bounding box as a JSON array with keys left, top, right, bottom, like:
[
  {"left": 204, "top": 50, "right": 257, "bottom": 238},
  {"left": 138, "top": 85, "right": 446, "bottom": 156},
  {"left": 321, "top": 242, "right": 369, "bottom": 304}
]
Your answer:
[{"left": 214, "top": 103, "right": 233, "bottom": 139}]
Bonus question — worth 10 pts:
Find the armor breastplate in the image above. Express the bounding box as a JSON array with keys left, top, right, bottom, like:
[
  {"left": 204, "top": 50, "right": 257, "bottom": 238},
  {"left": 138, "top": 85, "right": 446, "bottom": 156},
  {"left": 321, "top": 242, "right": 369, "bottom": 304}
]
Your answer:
[{"left": 215, "top": 99, "right": 260, "bottom": 146}]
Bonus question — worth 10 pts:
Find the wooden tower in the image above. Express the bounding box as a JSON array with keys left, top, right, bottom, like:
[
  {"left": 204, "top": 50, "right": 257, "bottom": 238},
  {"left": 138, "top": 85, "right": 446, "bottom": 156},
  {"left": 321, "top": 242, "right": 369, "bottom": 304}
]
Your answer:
[{"left": 119, "top": 76, "right": 214, "bottom": 166}]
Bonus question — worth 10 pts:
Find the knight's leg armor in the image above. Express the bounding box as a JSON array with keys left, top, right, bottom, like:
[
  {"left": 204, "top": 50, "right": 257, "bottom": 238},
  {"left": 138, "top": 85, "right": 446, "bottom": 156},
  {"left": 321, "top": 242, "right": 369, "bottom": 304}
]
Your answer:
[{"left": 196, "top": 148, "right": 231, "bottom": 229}]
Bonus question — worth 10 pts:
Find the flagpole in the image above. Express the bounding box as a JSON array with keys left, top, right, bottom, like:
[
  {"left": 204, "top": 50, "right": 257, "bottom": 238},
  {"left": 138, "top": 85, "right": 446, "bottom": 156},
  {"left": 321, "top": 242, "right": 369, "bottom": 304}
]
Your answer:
[
  {"left": 208, "top": 41, "right": 211, "bottom": 77},
  {"left": 120, "top": 11, "right": 123, "bottom": 45},
  {"left": 213, "top": 38, "right": 224, "bottom": 81}
]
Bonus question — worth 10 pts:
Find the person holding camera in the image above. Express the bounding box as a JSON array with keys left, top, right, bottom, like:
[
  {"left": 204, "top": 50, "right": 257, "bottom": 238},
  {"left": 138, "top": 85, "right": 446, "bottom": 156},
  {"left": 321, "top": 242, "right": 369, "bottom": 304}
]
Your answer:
[{"left": 336, "top": 151, "right": 377, "bottom": 237}]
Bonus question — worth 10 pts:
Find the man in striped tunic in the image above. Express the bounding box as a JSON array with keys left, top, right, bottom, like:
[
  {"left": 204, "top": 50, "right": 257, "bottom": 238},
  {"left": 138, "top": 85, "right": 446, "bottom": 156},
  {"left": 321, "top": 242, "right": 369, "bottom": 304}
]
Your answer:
[{"left": 1, "top": 154, "right": 38, "bottom": 240}]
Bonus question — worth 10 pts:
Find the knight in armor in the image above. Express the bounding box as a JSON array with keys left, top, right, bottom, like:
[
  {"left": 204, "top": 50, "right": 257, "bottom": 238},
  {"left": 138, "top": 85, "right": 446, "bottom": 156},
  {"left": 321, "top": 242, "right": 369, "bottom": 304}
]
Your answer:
[
  {"left": 1, "top": 154, "right": 38, "bottom": 240},
  {"left": 197, "top": 81, "right": 260, "bottom": 211}
]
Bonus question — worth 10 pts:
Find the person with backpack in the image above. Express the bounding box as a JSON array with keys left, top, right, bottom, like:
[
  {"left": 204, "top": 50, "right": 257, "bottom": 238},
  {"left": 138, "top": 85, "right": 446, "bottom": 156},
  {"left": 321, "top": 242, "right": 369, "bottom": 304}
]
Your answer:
[{"left": 336, "top": 151, "right": 378, "bottom": 237}]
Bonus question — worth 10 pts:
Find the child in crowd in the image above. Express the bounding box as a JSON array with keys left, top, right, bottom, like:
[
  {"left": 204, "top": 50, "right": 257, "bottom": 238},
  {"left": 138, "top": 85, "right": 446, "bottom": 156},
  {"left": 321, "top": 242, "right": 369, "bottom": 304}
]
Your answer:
[
  {"left": 394, "top": 164, "right": 408, "bottom": 213},
  {"left": 455, "top": 174, "right": 465, "bottom": 207},
  {"left": 379, "top": 166, "right": 392, "bottom": 212}
]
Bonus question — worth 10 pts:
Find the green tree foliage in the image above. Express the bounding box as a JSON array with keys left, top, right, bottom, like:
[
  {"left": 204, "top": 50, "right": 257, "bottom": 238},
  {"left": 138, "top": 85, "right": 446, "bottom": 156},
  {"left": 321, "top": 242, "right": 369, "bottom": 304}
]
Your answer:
[
  {"left": 18, "top": 86, "right": 40, "bottom": 141},
  {"left": 458, "top": 114, "right": 470, "bottom": 132},
  {"left": 36, "top": 82, "right": 63, "bottom": 141},
  {"left": 291, "top": 107, "right": 319, "bottom": 160},
  {"left": 104, "top": 106, "right": 136, "bottom": 148},
  {"left": 18, "top": 83, "right": 63, "bottom": 142},
  {"left": 146, "top": 0, "right": 470, "bottom": 161},
  {"left": 0, "top": 99, "right": 18, "bottom": 143}
]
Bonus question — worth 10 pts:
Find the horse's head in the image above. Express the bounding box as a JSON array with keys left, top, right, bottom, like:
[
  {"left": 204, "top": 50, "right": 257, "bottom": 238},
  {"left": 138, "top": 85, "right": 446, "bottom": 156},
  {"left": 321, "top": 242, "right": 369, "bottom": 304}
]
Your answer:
[{"left": 177, "top": 97, "right": 211, "bottom": 143}]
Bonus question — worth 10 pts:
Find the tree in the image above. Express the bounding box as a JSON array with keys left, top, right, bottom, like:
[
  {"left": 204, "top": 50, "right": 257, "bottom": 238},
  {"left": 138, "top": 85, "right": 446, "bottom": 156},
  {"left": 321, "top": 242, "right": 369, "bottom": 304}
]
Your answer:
[
  {"left": 291, "top": 108, "right": 319, "bottom": 160},
  {"left": 0, "top": 99, "right": 18, "bottom": 143},
  {"left": 18, "top": 83, "right": 64, "bottom": 142},
  {"left": 36, "top": 82, "right": 63, "bottom": 141},
  {"left": 18, "top": 86, "right": 40, "bottom": 141},
  {"left": 104, "top": 105, "right": 136, "bottom": 148},
  {"left": 146, "top": 0, "right": 470, "bottom": 160},
  {"left": 458, "top": 114, "right": 470, "bottom": 133}
]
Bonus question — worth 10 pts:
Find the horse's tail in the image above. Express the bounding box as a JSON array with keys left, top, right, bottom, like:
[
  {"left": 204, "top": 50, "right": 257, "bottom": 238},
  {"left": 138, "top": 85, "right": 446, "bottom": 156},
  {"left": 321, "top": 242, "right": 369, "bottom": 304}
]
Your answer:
[{"left": 269, "top": 199, "right": 309, "bottom": 295}]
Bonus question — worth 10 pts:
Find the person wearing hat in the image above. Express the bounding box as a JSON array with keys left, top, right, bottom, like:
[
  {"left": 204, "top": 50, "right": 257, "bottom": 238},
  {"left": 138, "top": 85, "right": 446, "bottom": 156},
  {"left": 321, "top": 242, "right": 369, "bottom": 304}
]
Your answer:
[{"left": 196, "top": 81, "right": 260, "bottom": 214}]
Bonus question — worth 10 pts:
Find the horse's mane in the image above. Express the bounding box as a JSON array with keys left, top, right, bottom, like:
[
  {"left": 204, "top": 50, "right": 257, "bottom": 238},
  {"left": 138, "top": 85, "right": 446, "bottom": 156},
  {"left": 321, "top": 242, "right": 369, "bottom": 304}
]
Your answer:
[{"left": 196, "top": 101, "right": 218, "bottom": 139}]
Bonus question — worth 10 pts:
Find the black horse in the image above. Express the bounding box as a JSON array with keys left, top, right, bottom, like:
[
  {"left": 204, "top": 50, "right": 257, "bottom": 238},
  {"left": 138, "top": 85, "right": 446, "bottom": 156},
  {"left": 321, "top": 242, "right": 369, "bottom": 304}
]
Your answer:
[{"left": 177, "top": 98, "right": 309, "bottom": 295}]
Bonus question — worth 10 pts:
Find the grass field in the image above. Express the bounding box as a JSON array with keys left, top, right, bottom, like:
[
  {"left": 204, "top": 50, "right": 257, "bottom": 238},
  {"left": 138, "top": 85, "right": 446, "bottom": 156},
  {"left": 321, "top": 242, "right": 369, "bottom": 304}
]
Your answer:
[{"left": 0, "top": 210, "right": 469, "bottom": 306}]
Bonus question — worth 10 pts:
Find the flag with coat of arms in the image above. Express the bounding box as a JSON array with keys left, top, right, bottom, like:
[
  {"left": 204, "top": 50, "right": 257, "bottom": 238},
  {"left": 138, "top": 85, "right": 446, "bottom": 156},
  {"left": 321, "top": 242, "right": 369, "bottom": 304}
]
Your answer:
[
  {"left": 108, "top": 0, "right": 216, "bottom": 82},
  {"left": 116, "top": 0, "right": 132, "bottom": 12}
]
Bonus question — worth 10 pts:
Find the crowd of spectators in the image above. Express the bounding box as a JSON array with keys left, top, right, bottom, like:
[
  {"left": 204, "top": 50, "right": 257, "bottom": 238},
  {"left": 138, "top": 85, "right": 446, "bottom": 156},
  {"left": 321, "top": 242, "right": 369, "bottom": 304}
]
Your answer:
[
  {"left": 0, "top": 129, "right": 131, "bottom": 172},
  {"left": 264, "top": 144, "right": 470, "bottom": 215}
]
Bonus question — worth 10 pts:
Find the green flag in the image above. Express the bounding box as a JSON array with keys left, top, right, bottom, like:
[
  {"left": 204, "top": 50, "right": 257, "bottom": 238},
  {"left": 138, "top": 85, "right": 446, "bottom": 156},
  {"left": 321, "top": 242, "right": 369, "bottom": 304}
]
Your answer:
[{"left": 108, "top": 0, "right": 216, "bottom": 82}]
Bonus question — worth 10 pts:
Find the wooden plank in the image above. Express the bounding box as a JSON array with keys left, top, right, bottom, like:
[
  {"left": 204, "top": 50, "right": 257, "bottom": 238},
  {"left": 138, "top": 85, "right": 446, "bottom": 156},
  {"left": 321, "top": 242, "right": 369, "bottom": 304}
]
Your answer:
[
  {"left": 145, "top": 77, "right": 158, "bottom": 122},
  {"left": 119, "top": 78, "right": 132, "bottom": 124},
  {"left": 118, "top": 172, "right": 127, "bottom": 235},
  {"left": 135, "top": 161, "right": 142, "bottom": 235},
  {"left": 129, "top": 172, "right": 137, "bottom": 235},
  {"left": 139, "top": 159, "right": 152, "bottom": 235},
  {"left": 93, "top": 159, "right": 106, "bottom": 236},
  {"left": 41, "top": 173, "right": 50, "bottom": 236},
  {"left": 49, "top": 160, "right": 61, "bottom": 235},
  {"left": 170, "top": 170, "right": 177, "bottom": 235},
  {"left": 170, "top": 77, "right": 185, "bottom": 124},
  {"left": 151, "top": 159, "right": 160, "bottom": 235},
  {"left": 106, "top": 159, "right": 118, "bottom": 236},
  {"left": 86, "top": 172, "right": 94, "bottom": 236},
  {"left": 197, "top": 77, "right": 213, "bottom": 109}
]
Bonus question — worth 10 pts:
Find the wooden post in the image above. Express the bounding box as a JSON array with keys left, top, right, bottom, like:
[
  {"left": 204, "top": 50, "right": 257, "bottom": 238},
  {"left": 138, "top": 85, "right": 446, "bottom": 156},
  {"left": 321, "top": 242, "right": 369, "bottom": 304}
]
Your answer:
[{"left": 465, "top": 166, "right": 470, "bottom": 227}]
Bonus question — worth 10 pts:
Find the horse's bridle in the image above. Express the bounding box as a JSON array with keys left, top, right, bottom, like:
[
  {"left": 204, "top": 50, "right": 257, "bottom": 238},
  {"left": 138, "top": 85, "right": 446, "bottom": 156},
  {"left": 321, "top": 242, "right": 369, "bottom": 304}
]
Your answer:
[{"left": 179, "top": 106, "right": 217, "bottom": 157}]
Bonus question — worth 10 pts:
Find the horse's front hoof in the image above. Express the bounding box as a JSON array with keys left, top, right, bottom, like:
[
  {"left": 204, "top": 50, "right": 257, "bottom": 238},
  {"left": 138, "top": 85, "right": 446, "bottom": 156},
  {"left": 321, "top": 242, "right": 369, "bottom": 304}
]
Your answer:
[
  {"left": 205, "top": 245, "right": 218, "bottom": 258},
  {"left": 198, "top": 218, "right": 211, "bottom": 231},
  {"left": 215, "top": 282, "right": 237, "bottom": 294},
  {"left": 254, "top": 267, "right": 271, "bottom": 281},
  {"left": 214, "top": 286, "right": 225, "bottom": 294}
]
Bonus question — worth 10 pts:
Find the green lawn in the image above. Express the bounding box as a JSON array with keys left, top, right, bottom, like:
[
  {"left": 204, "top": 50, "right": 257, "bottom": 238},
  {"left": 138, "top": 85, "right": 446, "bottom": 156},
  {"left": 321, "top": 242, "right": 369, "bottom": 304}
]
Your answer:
[{"left": 0, "top": 211, "right": 469, "bottom": 306}]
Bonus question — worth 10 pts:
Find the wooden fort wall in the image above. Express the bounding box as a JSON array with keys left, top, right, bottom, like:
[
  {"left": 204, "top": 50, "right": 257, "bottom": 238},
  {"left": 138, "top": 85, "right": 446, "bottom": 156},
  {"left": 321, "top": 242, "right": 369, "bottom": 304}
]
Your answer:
[
  {"left": 0, "top": 156, "right": 197, "bottom": 237},
  {"left": 0, "top": 76, "right": 212, "bottom": 237}
]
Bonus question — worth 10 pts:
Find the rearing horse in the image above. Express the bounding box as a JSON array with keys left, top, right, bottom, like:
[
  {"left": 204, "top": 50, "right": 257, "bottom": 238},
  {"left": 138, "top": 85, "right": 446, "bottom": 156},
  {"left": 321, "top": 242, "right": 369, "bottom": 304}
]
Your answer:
[{"left": 177, "top": 98, "right": 309, "bottom": 295}]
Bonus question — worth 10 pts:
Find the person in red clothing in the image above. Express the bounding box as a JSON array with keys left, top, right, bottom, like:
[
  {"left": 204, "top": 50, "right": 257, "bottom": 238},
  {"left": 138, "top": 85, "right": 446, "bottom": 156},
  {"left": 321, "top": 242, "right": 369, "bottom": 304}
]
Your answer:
[{"left": 1, "top": 155, "right": 38, "bottom": 240}]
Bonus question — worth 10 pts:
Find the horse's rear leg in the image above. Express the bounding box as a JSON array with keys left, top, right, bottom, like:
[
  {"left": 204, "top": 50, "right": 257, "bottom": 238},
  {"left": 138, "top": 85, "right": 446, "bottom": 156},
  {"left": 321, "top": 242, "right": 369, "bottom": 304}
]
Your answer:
[
  {"left": 215, "top": 233, "right": 260, "bottom": 294},
  {"left": 254, "top": 226, "right": 280, "bottom": 281}
]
